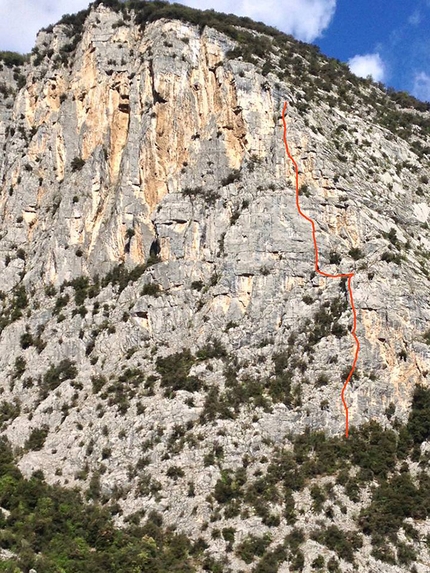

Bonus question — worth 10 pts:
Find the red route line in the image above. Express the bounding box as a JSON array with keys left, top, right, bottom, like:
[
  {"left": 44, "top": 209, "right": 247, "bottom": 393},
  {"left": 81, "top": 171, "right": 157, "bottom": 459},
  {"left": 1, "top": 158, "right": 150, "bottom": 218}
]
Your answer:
[{"left": 281, "top": 101, "right": 360, "bottom": 438}]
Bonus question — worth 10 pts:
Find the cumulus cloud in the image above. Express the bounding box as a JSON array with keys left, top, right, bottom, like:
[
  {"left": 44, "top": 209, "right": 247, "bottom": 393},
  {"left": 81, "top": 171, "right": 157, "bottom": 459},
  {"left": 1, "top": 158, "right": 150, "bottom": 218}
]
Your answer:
[
  {"left": 348, "top": 53, "right": 385, "bottom": 82},
  {"left": 413, "top": 71, "right": 430, "bottom": 102},
  {"left": 0, "top": 0, "right": 91, "bottom": 53},
  {"left": 180, "top": 0, "right": 337, "bottom": 42}
]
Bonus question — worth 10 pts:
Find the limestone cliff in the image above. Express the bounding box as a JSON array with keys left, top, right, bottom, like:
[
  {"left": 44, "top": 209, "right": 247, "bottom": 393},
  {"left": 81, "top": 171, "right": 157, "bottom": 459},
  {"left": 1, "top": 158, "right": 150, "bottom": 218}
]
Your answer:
[{"left": 0, "top": 2, "right": 430, "bottom": 572}]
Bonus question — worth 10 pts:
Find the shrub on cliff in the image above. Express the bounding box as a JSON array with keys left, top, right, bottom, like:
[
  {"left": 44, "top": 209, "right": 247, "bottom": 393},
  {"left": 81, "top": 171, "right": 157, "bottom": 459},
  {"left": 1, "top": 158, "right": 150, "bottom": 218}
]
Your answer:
[{"left": 0, "top": 51, "right": 27, "bottom": 67}]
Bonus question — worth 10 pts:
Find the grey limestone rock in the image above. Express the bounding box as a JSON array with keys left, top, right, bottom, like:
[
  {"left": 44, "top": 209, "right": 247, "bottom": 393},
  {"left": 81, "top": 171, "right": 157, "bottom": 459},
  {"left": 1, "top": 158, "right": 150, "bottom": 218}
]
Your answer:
[{"left": 0, "top": 4, "right": 429, "bottom": 572}]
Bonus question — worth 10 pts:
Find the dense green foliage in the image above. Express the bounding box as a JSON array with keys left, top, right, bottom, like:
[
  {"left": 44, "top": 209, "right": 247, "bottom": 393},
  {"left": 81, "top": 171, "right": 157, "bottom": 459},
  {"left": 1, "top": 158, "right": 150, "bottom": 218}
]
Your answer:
[
  {"left": 156, "top": 349, "right": 203, "bottom": 394},
  {"left": 0, "top": 286, "right": 28, "bottom": 333},
  {"left": 0, "top": 439, "right": 198, "bottom": 572},
  {"left": 0, "top": 51, "right": 27, "bottom": 67},
  {"left": 406, "top": 384, "right": 430, "bottom": 444}
]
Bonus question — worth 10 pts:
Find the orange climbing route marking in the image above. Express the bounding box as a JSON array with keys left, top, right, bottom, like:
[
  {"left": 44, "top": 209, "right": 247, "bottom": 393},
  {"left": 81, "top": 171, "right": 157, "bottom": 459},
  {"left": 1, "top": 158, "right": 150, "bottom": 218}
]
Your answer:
[{"left": 281, "top": 101, "right": 360, "bottom": 438}]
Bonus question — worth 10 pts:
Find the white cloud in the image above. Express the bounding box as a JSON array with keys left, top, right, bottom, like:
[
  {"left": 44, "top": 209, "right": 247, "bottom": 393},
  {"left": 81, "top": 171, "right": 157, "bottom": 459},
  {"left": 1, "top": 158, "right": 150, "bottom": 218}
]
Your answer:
[
  {"left": 348, "top": 53, "right": 385, "bottom": 82},
  {"left": 0, "top": 0, "right": 337, "bottom": 54},
  {"left": 413, "top": 71, "right": 430, "bottom": 102},
  {"left": 0, "top": 0, "right": 91, "bottom": 53},
  {"left": 179, "top": 0, "right": 337, "bottom": 42},
  {"left": 408, "top": 10, "right": 422, "bottom": 25}
]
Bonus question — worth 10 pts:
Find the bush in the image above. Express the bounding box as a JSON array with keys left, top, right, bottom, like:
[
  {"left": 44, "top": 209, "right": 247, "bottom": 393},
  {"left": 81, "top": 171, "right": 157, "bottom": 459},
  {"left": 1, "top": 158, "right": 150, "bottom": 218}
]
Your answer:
[
  {"left": 71, "top": 157, "right": 85, "bottom": 172},
  {"left": 40, "top": 359, "right": 77, "bottom": 399},
  {"left": 406, "top": 385, "right": 430, "bottom": 445},
  {"left": 12, "top": 286, "right": 28, "bottom": 313},
  {"left": 299, "top": 183, "right": 311, "bottom": 197},
  {"left": 102, "top": 264, "right": 146, "bottom": 292},
  {"left": 20, "top": 331, "right": 34, "bottom": 349},
  {"left": 196, "top": 339, "right": 227, "bottom": 360},
  {"left": 25, "top": 425, "right": 49, "bottom": 451},
  {"left": 156, "top": 349, "right": 202, "bottom": 393},
  {"left": 0, "top": 399, "right": 21, "bottom": 430},
  {"left": 166, "top": 466, "right": 185, "bottom": 480},
  {"left": 141, "top": 283, "right": 161, "bottom": 297},
  {"left": 53, "top": 293, "right": 70, "bottom": 314},
  {"left": 382, "top": 250, "right": 402, "bottom": 264},
  {"left": 91, "top": 375, "right": 107, "bottom": 394},
  {"left": 311, "top": 525, "right": 359, "bottom": 562},
  {"left": 359, "top": 472, "right": 423, "bottom": 538},
  {"left": 66, "top": 276, "right": 91, "bottom": 305},
  {"left": 12, "top": 356, "right": 26, "bottom": 379},
  {"left": 221, "top": 170, "right": 241, "bottom": 186},
  {"left": 235, "top": 533, "right": 271, "bottom": 564},
  {"left": 315, "top": 373, "right": 329, "bottom": 387},
  {"left": 100, "top": 368, "right": 145, "bottom": 414},
  {"left": 310, "top": 485, "right": 326, "bottom": 512},
  {"left": 0, "top": 51, "right": 27, "bottom": 67},
  {"left": 182, "top": 186, "right": 220, "bottom": 205},
  {"left": 349, "top": 247, "right": 364, "bottom": 260},
  {"left": 191, "top": 280, "right": 204, "bottom": 291}
]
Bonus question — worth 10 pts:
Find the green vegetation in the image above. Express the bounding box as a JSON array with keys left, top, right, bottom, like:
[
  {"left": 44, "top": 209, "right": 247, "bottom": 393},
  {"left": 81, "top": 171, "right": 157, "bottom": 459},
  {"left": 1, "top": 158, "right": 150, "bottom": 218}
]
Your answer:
[
  {"left": 311, "top": 526, "right": 362, "bottom": 562},
  {"left": 0, "top": 438, "right": 198, "bottom": 572},
  {"left": 0, "top": 3, "right": 428, "bottom": 570},
  {"left": 101, "top": 263, "right": 147, "bottom": 292},
  {"left": 156, "top": 349, "right": 203, "bottom": 394},
  {"left": 214, "top": 467, "right": 247, "bottom": 504},
  {"left": 71, "top": 157, "right": 85, "bottom": 172},
  {"left": 200, "top": 359, "right": 271, "bottom": 422},
  {"left": 221, "top": 170, "right": 241, "bottom": 187},
  {"left": 55, "top": 301, "right": 70, "bottom": 322},
  {"left": 66, "top": 275, "right": 100, "bottom": 304},
  {"left": 182, "top": 186, "right": 220, "bottom": 205},
  {"left": 359, "top": 471, "right": 428, "bottom": 540},
  {"left": 12, "top": 356, "right": 26, "bottom": 380},
  {"left": 19, "top": 325, "right": 46, "bottom": 353},
  {"left": 141, "top": 282, "right": 161, "bottom": 297},
  {"left": 0, "top": 51, "right": 28, "bottom": 67},
  {"left": 39, "top": 359, "right": 78, "bottom": 400},
  {"left": 405, "top": 383, "right": 430, "bottom": 445},
  {"left": 308, "top": 297, "right": 348, "bottom": 345},
  {"left": 99, "top": 367, "right": 146, "bottom": 413},
  {"left": 329, "top": 251, "right": 342, "bottom": 264},
  {"left": 236, "top": 533, "right": 272, "bottom": 564},
  {"left": 348, "top": 247, "right": 364, "bottom": 260},
  {"left": 381, "top": 250, "right": 403, "bottom": 265},
  {"left": 91, "top": 374, "right": 107, "bottom": 394},
  {"left": 0, "top": 399, "right": 21, "bottom": 431},
  {"left": 166, "top": 465, "right": 185, "bottom": 480},
  {"left": 191, "top": 280, "right": 204, "bottom": 291},
  {"left": 25, "top": 425, "right": 50, "bottom": 451},
  {"left": 0, "top": 286, "right": 29, "bottom": 332}
]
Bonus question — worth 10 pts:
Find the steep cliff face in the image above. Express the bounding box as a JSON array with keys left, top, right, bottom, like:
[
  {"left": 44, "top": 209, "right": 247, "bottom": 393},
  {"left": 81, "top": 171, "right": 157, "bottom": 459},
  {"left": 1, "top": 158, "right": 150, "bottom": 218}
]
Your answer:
[{"left": 1, "top": 3, "right": 430, "bottom": 572}]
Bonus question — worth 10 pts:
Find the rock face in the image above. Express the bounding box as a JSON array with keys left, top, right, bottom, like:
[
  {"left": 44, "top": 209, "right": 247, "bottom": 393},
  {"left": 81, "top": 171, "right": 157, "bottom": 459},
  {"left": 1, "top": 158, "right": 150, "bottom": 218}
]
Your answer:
[{"left": 0, "top": 3, "right": 430, "bottom": 572}]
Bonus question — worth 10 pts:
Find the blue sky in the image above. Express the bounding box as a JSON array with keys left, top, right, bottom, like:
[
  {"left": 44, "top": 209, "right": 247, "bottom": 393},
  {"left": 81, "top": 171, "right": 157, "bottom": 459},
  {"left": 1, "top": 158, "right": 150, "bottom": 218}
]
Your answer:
[
  {"left": 0, "top": 0, "right": 429, "bottom": 101},
  {"left": 316, "top": 0, "right": 430, "bottom": 100}
]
